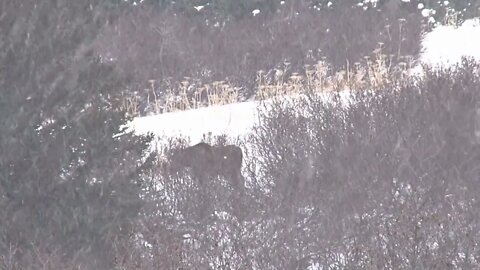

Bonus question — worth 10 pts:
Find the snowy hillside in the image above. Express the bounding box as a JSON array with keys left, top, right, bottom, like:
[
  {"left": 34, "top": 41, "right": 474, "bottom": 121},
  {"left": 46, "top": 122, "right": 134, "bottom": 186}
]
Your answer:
[
  {"left": 411, "top": 17, "right": 480, "bottom": 75},
  {"left": 130, "top": 17, "right": 480, "bottom": 144}
]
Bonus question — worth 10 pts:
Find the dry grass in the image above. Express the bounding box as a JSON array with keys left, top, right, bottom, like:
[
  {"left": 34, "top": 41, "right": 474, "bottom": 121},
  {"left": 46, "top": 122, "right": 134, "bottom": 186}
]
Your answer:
[
  {"left": 121, "top": 79, "right": 240, "bottom": 116},
  {"left": 120, "top": 92, "right": 141, "bottom": 117},
  {"left": 126, "top": 41, "right": 414, "bottom": 117},
  {"left": 443, "top": 6, "right": 462, "bottom": 27},
  {"left": 123, "top": 51, "right": 409, "bottom": 116},
  {"left": 161, "top": 79, "right": 239, "bottom": 113},
  {"left": 256, "top": 46, "right": 410, "bottom": 100}
]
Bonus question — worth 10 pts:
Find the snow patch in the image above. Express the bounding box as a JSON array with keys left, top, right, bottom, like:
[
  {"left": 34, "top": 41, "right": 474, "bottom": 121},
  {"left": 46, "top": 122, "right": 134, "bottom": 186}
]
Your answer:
[
  {"left": 410, "top": 17, "right": 480, "bottom": 76},
  {"left": 128, "top": 90, "right": 354, "bottom": 145},
  {"left": 129, "top": 101, "right": 261, "bottom": 145}
]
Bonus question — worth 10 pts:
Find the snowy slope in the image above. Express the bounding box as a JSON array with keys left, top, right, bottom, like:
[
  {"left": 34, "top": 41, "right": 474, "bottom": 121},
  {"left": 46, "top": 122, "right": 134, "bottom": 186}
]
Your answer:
[
  {"left": 420, "top": 18, "right": 480, "bottom": 67},
  {"left": 129, "top": 91, "right": 353, "bottom": 145},
  {"left": 411, "top": 17, "right": 480, "bottom": 75},
  {"left": 130, "top": 100, "right": 261, "bottom": 145},
  {"left": 130, "top": 17, "right": 480, "bottom": 143}
]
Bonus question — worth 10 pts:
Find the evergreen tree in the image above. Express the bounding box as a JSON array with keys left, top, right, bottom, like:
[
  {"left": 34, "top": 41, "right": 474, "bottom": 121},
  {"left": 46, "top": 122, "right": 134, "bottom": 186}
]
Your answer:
[{"left": 0, "top": 1, "right": 152, "bottom": 268}]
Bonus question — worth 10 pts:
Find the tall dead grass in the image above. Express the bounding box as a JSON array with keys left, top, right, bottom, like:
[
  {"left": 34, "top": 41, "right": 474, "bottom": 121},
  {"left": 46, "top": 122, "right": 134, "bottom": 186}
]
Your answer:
[{"left": 122, "top": 45, "right": 414, "bottom": 116}]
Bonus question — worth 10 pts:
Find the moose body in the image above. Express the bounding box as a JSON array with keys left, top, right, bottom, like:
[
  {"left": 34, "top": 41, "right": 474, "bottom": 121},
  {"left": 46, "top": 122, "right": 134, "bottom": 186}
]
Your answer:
[{"left": 169, "top": 142, "right": 244, "bottom": 190}]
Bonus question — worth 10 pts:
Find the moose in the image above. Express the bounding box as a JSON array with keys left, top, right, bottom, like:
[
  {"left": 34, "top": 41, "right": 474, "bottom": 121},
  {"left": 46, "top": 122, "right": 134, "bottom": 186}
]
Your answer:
[{"left": 167, "top": 142, "right": 245, "bottom": 191}]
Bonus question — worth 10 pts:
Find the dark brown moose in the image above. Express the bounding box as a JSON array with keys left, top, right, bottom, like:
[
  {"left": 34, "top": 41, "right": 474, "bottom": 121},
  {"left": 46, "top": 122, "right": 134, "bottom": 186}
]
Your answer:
[{"left": 168, "top": 142, "right": 244, "bottom": 190}]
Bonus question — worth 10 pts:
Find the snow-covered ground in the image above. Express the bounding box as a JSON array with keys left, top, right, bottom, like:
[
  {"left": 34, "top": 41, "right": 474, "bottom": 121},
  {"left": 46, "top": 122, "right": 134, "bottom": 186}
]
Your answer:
[
  {"left": 411, "top": 17, "right": 480, "bottom": 75},
  {"left": 129, "top": 91, "right": 353, "bottom": 147},
  {"left": 129, "top": 17, "right": 480, "bottom": 145},
  {"left": 130, "top": 100, "right": 261, "bottom": 145},
  {"left": 420, "top": 18, "right": 480, "bottom": 68}
]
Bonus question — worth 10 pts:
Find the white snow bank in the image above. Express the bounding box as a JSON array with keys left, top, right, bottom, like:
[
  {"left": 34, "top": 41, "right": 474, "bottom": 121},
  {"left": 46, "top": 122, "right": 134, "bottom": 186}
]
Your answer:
[
  {"left": 411, "top": 17, "right": 480, "bottom": 75},
  {"left": 128, "top": 91, "right": 353, "bottom": 144},
  {"left": 130, "top": 100, "right": 261, "bottom": 145}
]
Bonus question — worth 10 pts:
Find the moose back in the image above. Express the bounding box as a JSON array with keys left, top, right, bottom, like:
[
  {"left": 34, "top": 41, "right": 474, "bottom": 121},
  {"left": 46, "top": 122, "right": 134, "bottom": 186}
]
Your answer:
[{"left": 168, "top": 142, "right": 244, "bottom": 189}]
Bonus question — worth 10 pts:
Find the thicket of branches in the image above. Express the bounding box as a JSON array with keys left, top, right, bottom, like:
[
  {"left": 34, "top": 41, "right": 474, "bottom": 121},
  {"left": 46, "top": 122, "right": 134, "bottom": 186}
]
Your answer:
[
  {"left": 246, "top": 60, "right": 480, "bottom": 268},
  {"left": 117, "top": 61, "right": 480, "bottom": 269},
  {"left": 93, "top": 0, "right": 423, "bottom": 113}
]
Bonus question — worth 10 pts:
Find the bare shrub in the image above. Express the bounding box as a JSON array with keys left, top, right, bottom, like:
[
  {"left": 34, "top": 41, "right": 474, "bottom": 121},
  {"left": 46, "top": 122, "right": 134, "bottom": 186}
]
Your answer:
[
  {"left": 241, "top": 59, "right": 480, "bottom": 268},
  {"left": 108, "top": 61, "right": 480, "bottom": 269}
]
